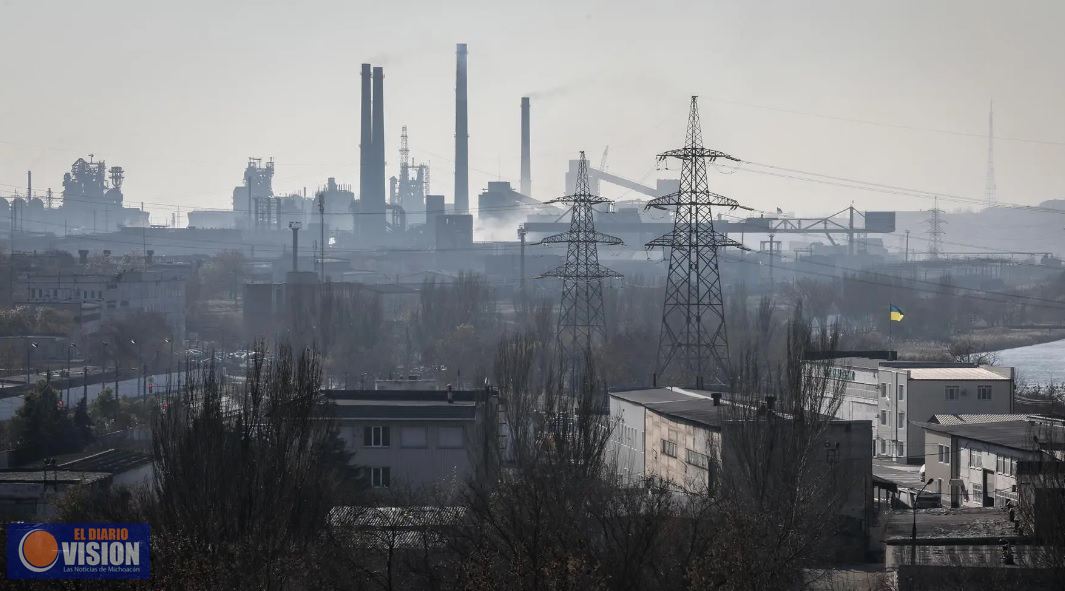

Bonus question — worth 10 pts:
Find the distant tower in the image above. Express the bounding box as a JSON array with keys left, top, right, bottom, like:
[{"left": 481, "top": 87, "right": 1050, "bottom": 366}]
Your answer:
[
  {"left": 454, "top": 43, "right": 470, "bottom": 214},
  {"left": 926, "top": 196, "right": 946, "bottom": 260},
  {"left": 538, "top": 152, "right": 622, "bottom": 388},
  {"left": 984, "top": 100, "right": 997, "bottom": 208},
  {"left": 647, "top": 97, "right": 749, "bottom": 389}
]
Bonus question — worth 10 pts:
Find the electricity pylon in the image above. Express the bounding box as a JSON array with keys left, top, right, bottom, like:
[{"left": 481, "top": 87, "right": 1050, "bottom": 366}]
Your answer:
[
  {"left": 538, "top": 151, "right": 622, "bottom": 389},
  {"left": 647, "top": 96, "right": 750, "bottom": 390}
]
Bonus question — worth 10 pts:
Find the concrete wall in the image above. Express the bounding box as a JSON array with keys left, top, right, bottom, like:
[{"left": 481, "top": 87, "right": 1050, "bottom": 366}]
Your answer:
[
  {"left": 608, "top": 397, "right": 647, "bottom": 484},
  {"left": 923, "top": 428, "right": 1037, "bottom": 508},
  {"left": 878, "top": 369, "right": 1012, "bottom": 463},
  {"left": 644, "top": 412, "right": 718, "bottom": 493},
  {"left": 338, "top": 421, "right": 476, "bottom": 492}
]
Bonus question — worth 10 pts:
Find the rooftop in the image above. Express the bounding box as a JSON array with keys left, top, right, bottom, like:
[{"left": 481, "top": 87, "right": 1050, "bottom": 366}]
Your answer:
[
  {"left": 0, "top": 470, "right": 111, "bottom": 485},
  {"left": 58, "top": 449, "right": 151, "bottom": 474},
  {"left": 931, "top": 414, "right": 1028, "bottom": 426},
  {"left": 917, "top": 420, "right": 1049, "bottom": 452},
  {"left": 882, "top": 507, "right": 1019, "bottom": 543},
  {"left": 904, "top": 367, "right": 1010, "bottom": 381},
  {"left": 644, "top": 398, "right": 729, "bottom": 429},
  {"left": 609, "top": 387, "right": 713, "bottom": 406},
  {"left": 324, "top": 390, "right": 484, "bottom": 421}
]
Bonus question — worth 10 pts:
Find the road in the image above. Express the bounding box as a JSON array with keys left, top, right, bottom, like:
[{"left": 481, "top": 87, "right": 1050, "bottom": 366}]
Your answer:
[{"left": 0, "top": 372, "right": 186, "bottom": 421}]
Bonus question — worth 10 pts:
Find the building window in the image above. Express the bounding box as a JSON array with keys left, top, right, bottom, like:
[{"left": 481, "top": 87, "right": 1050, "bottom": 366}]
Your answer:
[
  {"left": 969, "top": 450, "right": 982, "bottom": 469},
  {"left": 897, "top": 412, "right": 906, "bottom": 427},
  {"left": 686, "top": 449, "right": 709, "bottom": 469},
  {"left": 879, "top": 439, "right": 886, "bottom": 454},
  {"left": 897, "top": 442, "right": 905, "bottom": 458},
  {"left": 370, "top": 467, "right": 391, "bottom": 488},
  {"left": 438, "top": 426, "right": 465, "bottom": 449},
  {"left": 977, "top": 385, "right": 992, "bottom": 400},
  {"left": 938, "top": 444, "right": 951, "bottom": 464},
  {"left": 897, "top": 385, "right": 905, "bottom": 400},
  {"left": 400, "top": 426, "right": 427, "bottom": 448},
  {"left": 946, "top": 386, "right": 960, "bottom": 400},
  {"left": 997, "top": 455, "right": 1016, "bottom": 476},
  {"left": 661, "top": 439, "right": 678, "bottom": 458},
  {"left": 879, "top": 410, "right": 888, "bottom": 425},
  {"left": 363, "top": 426, "right": 390, "bottom": 447},
  {"left": 880, "top": 383, "right": 888, "bottom": 398}
]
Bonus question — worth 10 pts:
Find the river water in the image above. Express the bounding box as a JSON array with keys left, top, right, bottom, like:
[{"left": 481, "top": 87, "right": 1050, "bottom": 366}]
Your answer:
[{"left": 995, "top": 339, "right": 1065, "bottom": 386}]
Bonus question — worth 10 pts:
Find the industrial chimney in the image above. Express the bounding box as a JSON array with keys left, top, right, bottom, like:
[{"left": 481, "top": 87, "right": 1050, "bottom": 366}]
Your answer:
[
  {"left": 454, "top": 43, "right": 469, "bottom": 214},
  {"left": 359, "top": 63, "right": 373, "bottom": 213},
  {"left": 520, "top": 97, "right": 531, "bottom": 197},
  {"left": 369, "top": 66, "right": 387, "bottom": 241},
  {"left": 371, "top": 67, "right": 386, "bottom": 209}
]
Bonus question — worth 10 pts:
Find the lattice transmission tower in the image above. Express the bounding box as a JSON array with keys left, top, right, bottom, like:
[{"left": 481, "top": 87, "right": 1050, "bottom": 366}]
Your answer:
[
  {"left": 984, "top": 100, "right": 997, "bottom": 208},
  {"left": 646, "top": 97, "right": 750, "bottom": 389},
  {"left": 926, "top": 196, "right": 946, "bottom": 260},
  {"left": 538, "top": 152, "right": 622, "bottom": 383}
]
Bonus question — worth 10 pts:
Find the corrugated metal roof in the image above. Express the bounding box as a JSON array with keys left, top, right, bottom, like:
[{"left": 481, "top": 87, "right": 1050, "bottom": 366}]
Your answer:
[
  {"left": 916, "top": 420, "right": 1044, "bottom": 451},
  {"left": 906, "top": 367, "right": 1009, "bottom": 381},
  {"left": 610, "top": 388, "right": 702, "bottom": 406},
  {"left": 931, "top": 414, "right": 1025, "bottom": 426}
]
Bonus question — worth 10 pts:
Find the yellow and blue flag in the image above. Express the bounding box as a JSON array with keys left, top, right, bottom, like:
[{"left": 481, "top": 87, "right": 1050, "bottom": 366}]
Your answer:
[{"left": 889, "top": 304, "right": 904, "bottom": 322}]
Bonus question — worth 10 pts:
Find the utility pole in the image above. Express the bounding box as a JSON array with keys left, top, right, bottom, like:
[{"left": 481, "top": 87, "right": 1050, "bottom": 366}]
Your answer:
[
  {"left": 848, "top": 205, "right": 855, "bottom": 256},
  {"left": 536, "top": 152, "right": 622, "bottom": 391},
  {"left": 66, "top": 343, "right": 77, "bottom": 409},
  {"left": 318, "top": 191, "right": 326, "bottom": 283},
  {"left": 646, "top": 97, "right": 750, "bottom": 389},
  {"left": 768, "top": 232, "right": 776, "bottom": 288},
  {"left": 904, "top": 230, "right": 910, "bottom": 262},
  {"left": 517, "top": 225, "right": 527, "bottom": 296},
  {"left": 985, "top": 100, "right": 996, "bottom": 208}
]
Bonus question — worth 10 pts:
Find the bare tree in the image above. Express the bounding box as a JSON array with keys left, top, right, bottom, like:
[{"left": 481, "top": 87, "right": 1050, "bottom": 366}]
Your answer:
[{"left": 688, "top": 303, "right": 853, "bottom": 590}]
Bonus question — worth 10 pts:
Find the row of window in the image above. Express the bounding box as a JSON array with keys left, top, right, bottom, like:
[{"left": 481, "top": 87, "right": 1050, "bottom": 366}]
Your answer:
[
  {"left": 878, "top": 384, "right": 905, "bottom": 400},
  {"left": 877, "top": 438, "right": 904, "bottom": 457},
  {"left": 29, "top": 287, "right": 103, "bottom": 300},
  {"left": 659, "top": 438, "right": 712, "bottom": 470},
  {"left": 945, "top": 385, "right": 993, "bottom": 400},
  {"left": 966, "top": 449, "right": 1019, "bottom": 475},
  {"left": 879, "top": 383, "right": 995, "bottom": 401},
  {"left": 361, "top": 425, "right": 465, "bottom": 449},
  {"left": 878, "top": 410, "right": 905, "bottom": 426}
]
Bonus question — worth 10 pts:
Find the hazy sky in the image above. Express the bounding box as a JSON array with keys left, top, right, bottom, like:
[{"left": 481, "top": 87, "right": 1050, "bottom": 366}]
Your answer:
[{"left": 1, "top": 0, "right": 1064, "bottom": 229}]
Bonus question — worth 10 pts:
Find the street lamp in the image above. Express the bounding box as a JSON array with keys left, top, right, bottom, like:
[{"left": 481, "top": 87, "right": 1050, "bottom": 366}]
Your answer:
[
  {"left": 130, "top": 338, "right": 145, "bottom": 402},
  {"left": 163, "top": 337, "right": 174, "bottom": 394},
  {"left": 66, "top": 343, "right": 78, "bottom": 409},
  {"left": 26, "top": 340, "right": 39, "bottom": 386},
  {"left": 911, "top": 477, "right": 935, "bottom": 565}
]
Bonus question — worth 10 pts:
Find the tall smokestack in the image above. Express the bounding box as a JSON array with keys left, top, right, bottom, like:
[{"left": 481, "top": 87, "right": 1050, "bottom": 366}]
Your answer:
[
  {"left": 359, "top": 64, "right": 372, "bottom": 210},
  {"left": 454, "top": 43, "right": 469, "bottom": 214},
  {"left": 372, "top": 67, "right": 386, "bottom": 215},
  {"left": 520, "top": 97, "right": 531, "bottom": 197}
]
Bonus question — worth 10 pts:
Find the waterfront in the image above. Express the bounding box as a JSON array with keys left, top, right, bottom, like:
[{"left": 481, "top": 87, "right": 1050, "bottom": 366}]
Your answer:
[{"left": 996, "top": 338, "right": 1065, "bottom": 386}]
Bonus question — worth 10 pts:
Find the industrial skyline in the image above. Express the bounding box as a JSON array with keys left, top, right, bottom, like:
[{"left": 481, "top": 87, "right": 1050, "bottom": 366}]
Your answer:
[{"left": 1, "top": 0, "right": 1064, "bottom": 227}]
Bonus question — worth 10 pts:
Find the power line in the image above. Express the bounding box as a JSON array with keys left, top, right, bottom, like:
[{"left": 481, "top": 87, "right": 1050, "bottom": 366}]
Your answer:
[{"left": 702, "top": 95, "right": 1065, "bottom": 148}]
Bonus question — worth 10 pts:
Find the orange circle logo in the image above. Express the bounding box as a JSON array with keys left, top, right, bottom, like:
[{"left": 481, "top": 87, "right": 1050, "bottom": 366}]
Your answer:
[{"left": 19, "top": 529, "right": 59, "bottom": 572}]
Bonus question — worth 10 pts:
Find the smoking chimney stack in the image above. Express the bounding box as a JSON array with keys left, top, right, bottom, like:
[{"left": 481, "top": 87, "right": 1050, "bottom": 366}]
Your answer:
[
  {"left": 454, "top": 43, "right": 469, "bottom": 214},
  {"left": 520, "top": 97, "right": 531, "bottom": 197}
]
